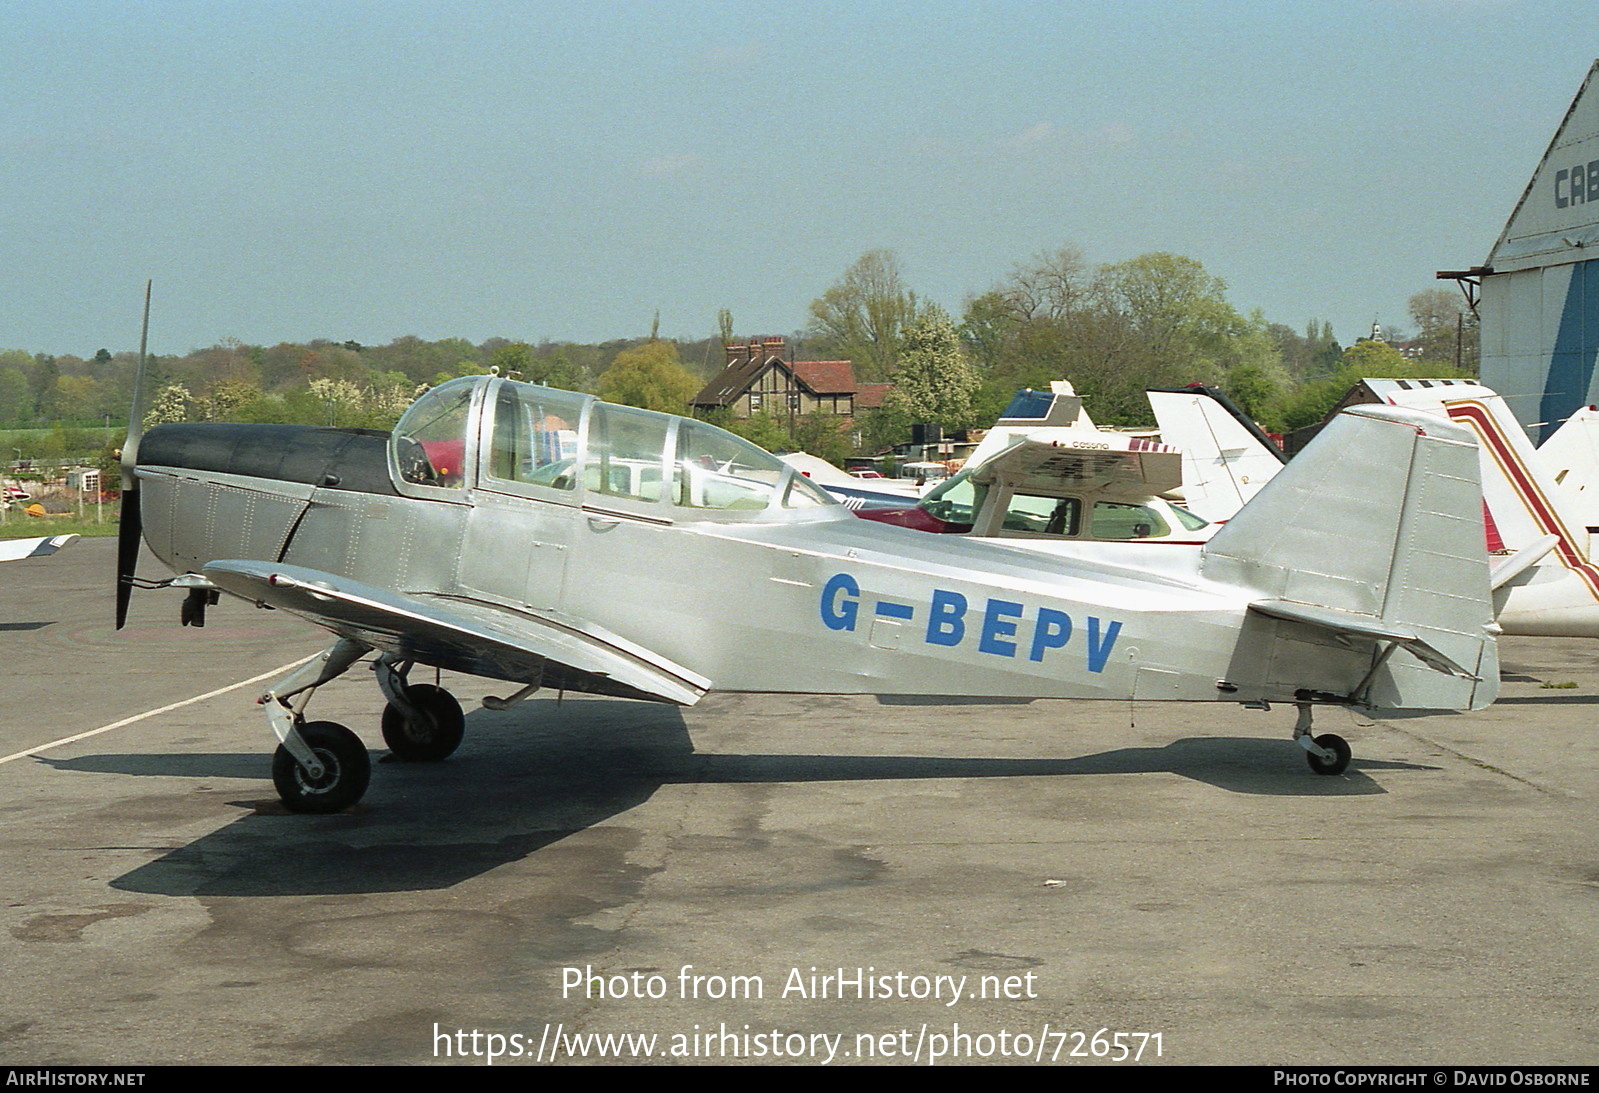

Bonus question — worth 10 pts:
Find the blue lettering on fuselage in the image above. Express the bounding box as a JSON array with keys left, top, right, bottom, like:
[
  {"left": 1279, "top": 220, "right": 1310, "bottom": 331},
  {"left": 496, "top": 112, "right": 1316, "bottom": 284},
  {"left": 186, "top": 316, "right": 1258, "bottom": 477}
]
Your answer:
[{"left": 819, "top": 572, "right": 1122, "bottom": 673}]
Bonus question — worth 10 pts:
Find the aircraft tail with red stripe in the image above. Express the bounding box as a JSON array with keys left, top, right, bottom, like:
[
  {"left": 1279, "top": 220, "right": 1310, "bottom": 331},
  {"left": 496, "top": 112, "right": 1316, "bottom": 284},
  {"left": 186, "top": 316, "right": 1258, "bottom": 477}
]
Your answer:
[{"left": 1377, "top": 381, "right": 1599, "bottom": 638}]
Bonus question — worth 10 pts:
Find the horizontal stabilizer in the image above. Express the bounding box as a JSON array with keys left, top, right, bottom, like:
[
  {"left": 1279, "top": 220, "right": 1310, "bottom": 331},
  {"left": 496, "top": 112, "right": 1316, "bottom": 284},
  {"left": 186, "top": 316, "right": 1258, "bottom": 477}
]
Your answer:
[
  {"left": 1489, "top": 534, "right": 1560, "bottom": 591},
  {"left": 202, "top": 560, "right": 710, "bottom": 706},
  {"left": 1247, "top": 599, "right": 1478, "bottom": 680}
]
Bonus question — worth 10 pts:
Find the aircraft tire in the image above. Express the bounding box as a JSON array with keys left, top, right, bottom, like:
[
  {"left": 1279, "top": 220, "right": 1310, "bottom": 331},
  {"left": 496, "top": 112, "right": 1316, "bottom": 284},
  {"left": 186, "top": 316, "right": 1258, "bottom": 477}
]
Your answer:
[
  {"left": 1305, "top": 733, "right": 1351, "bottom": 776},
  {"left": 380, "top": 684, "right": 465, "bottom": 762},
  {"left": 272, "top": 721, "right": 371, "bottom": 813}
]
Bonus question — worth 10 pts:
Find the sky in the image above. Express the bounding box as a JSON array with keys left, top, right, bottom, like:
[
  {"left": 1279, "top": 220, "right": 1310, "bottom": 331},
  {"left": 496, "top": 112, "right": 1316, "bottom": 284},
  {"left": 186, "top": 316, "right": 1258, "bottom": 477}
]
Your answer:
[{"left": 1, "top": 0, "right": 1595, "bottom": 360}]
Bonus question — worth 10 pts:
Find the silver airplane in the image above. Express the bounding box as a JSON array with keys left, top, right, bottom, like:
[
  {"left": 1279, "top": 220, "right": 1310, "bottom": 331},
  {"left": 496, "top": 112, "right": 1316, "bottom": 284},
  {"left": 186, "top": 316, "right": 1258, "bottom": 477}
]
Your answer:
[{"left": 116, "top": 375, "right": 1501, "bottom": 813}]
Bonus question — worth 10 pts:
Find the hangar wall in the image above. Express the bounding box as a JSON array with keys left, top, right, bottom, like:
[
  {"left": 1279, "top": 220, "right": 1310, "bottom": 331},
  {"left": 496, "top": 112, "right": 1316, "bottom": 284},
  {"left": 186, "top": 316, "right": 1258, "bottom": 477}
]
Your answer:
[{"left": 1479, "top": 61, "right": 1599, "bottom": 441}]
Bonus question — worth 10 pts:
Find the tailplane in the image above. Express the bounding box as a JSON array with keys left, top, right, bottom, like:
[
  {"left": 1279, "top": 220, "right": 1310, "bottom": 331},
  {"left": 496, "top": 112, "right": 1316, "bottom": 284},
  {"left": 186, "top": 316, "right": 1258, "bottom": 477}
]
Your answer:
[{"left": 1201, "top": 404, "right": 1498, "bottom": 711}]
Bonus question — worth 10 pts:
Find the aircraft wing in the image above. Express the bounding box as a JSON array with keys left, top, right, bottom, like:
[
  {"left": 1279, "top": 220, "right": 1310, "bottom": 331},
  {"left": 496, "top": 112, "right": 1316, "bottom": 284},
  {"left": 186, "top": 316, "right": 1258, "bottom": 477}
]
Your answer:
[
  {"left": 968, "top": 436, "right": 1183, "bottom": 495},
  {"left": 201, "top": 560, "right": 710, "bottom": 706},
  {"left": 0, "top": 534, "right": 79, "bottom": 562}
]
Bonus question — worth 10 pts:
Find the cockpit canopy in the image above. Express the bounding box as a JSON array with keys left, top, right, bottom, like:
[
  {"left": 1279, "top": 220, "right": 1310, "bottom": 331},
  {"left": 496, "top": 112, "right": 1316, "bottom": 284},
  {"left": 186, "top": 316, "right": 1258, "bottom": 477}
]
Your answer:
[{"left": 391, "top": 376, "right": 838, "bottom": 520}]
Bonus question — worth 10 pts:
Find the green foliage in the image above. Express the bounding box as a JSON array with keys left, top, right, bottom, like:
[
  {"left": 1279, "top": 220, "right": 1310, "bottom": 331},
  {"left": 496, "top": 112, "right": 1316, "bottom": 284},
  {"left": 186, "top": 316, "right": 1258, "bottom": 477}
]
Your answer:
[
  {"left": 887, "top": 304, "right": 981, "bottom": 432},
  {"left": 0, "top": 254, "right": 1466, "bottom": 460},
  {"left": 720, "top": 411, "right": 792, "bottom": 453},
  {"left": 1278, "top": 339, "right": 1475, "bottom": 432},
  {"left": 790, "top": 411, "right": 853, "bottom": 465},
  {"left": 488, "top": 341, "right": 536, "bottom": 381},
  {"left": 1408, "top": 288, "right": 1479, "bottom": 371},
  {"left": 855, "top": 401, "right": 914, "bottom": 455},
  {"left": 597, "top": 341, "right": 700, "bottom": 412}
]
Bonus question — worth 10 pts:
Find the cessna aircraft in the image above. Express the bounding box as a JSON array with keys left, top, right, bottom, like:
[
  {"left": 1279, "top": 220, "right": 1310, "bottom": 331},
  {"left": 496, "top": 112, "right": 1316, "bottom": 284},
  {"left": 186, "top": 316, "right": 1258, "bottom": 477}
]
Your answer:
[
  {"left": 0, "top": 533, "right": 78, "bottom": 562},
  {"left": 857, "top": 430, "right": 1216, "bottom": 545},
  {"left": 852, "top": 382, "right": 1217, "bottom": 545},
  {"left": 117, "top": 375, "right": 1500, "bottom": 813}
]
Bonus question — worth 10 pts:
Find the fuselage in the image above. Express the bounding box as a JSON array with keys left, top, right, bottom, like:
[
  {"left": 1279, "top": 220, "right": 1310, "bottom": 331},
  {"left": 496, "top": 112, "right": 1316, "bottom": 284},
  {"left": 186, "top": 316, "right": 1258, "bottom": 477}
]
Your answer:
[{"left": 133, "top": 376, "right": 1489, "bottom": 710}]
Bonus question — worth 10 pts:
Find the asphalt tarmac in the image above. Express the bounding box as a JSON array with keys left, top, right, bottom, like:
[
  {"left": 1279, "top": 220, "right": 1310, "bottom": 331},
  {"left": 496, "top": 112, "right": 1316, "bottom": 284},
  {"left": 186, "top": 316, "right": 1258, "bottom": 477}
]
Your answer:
[{"left": 2, "top": 538, "right": 1596, "bottom": 1066}]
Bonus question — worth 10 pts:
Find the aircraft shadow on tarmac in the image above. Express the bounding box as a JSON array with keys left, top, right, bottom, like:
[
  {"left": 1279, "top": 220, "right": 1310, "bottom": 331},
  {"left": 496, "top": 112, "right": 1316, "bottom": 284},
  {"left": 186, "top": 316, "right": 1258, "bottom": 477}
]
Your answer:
[{"left": 35, "top": 699, "right": 1422, "bottom": 898}]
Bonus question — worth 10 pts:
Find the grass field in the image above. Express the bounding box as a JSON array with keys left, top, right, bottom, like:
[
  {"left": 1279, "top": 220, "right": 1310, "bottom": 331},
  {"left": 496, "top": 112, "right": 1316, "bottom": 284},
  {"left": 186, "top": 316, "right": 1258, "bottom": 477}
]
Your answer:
[{"left": 0, "top": 509, "right": 119, "bottom": 538}]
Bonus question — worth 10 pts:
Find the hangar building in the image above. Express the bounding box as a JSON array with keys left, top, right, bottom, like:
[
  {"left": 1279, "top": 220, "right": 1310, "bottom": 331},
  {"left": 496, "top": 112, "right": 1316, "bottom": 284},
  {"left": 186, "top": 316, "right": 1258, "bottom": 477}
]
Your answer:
[{"left": 1463, "top": 60, "right": 1599, "bottom": 441}]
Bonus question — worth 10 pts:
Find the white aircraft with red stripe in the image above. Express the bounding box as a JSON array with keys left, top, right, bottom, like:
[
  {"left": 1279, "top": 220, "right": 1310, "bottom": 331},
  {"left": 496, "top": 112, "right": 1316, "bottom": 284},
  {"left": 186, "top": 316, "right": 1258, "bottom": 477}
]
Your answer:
[{"left": 1367, "top": 381, "right": 1599, "bottom": 639}]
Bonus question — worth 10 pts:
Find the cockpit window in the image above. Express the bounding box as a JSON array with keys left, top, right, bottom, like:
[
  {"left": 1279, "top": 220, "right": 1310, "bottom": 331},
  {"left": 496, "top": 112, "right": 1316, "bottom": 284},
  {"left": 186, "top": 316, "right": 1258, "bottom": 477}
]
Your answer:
[
  {"left": 1001, "top": 493, "right": 1081, "bottom": 535},
  {"left": 671, "top": 420, "right": 832, "bottom": 511},
  {"left": 1089, "top": 501, "right": 1171, "bottom": 540},
  {"left": 587, "top": 403, "right": 668, "bottom": 503},
  {"left": 921, "top": 469, "right": 984, "bottom": 527},
  {"left": 672, "top": 420, "right": 785, "bottom": 510},
  {"left": 486, "top": 384, "right": 584, "bottom": 490},
  {"left": 394, "top": 380, "right": 475, "bottom": 488}
]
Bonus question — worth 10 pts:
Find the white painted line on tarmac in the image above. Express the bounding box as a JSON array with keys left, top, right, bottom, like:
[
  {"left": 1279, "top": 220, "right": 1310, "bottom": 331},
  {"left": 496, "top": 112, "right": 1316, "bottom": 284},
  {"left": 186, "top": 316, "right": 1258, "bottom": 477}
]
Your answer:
[{"left": 0, "top": 653, "right": 320, "bottom": 766}]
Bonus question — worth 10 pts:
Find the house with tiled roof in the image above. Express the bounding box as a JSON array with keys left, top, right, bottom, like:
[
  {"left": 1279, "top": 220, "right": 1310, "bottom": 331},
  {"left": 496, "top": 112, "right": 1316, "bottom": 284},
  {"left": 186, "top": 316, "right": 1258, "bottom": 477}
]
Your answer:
[{"left": 692, "top": 338, "right": 884, "bottom": 420}]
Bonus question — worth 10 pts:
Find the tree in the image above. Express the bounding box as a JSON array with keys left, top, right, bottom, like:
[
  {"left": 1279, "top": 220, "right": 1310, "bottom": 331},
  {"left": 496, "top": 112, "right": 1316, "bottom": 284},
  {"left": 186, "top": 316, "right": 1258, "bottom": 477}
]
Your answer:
[
  {"left": 1409, "top": 288, "right": 1478, "bottom": 371},
  {"left": 885, "top": 304, "right": 981, "bottom": 432},
  {"left": 0, "top": 368, "right": 29, "bottom": 427},
  {"left": 1278, "top": 338, "right": 1474, "bottom": 431},
  {"left": 790, "top": 411, "right": 853, "bottom": 464},
  {"left": 720, "top": 411, "right": 792, "bottom": 453},
  {"left": 597, "top": 341, "right": 700, "bottom": 412},
  {"left": 531, "top": 347, "right": 591, "bottom": 392},
  {"left": 807, "top": 250, "right": 919, "bottom": 381},
  {"left": 144, "top": 383, "right": 194, "bottom": 428},
  {"left": 488, "top": 341, "right": 536, "bottom": 380}
]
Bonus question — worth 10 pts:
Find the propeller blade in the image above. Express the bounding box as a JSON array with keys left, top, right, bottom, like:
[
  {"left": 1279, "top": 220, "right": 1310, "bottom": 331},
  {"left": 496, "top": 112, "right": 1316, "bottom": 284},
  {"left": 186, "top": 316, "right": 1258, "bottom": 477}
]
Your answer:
[
  {"left": 116, "top": 280, "right": 152, "bottom": 630},
  {"left": 115, "top": 485, "right": 141, "bottom": 628}
]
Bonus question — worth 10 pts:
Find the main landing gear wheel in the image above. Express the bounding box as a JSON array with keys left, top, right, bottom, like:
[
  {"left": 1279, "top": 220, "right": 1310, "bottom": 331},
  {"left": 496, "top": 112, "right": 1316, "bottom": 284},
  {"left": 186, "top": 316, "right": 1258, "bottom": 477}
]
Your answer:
[
  {"left": 380, "top": 684, "right": 465, "bottom": 762},
  {"left": 1305, "top": 732, "right": 1352, "bottom": 776},
  {"left": 272, "top": 721, "right": 371, "bottom": 813}
]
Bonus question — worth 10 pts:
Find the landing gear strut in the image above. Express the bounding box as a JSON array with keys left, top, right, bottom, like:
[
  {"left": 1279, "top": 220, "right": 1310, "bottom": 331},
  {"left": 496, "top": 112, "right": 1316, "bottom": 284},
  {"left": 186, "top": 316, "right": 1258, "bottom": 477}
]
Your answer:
[
  {"left": 1293, "top": 702, "right": 1351, "bottom": 776},
  {"left": 258, "top": 639, "right": 373, "bottom": 813},
  {"left": 376, "top": 658, "right": 465, "bottom": 762},
  {"left": 256, "top": 644, "right": 471, "bottom": 812},
  {"left": 271, "top": 721, "right": 370, "bottom": 813}
]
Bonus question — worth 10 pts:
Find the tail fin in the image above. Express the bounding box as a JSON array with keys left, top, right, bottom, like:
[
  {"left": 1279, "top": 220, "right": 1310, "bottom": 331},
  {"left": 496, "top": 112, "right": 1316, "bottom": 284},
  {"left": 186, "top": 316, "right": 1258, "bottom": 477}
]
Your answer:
[
  {"left": 1201, "top": 404, "right": 1497, "bottom": 711},
  {"left": 1384, "top": 383, "right": 1599, "bottom": 634},
  {"left": 1378, "top": 382, "right": 1580, "bottom": 554},
  {"left": 1536, "top": 405, "right": 1599, "bottom": 532},
  {"left": 1147, "top": 385, "right": 1285, "bottom": 522}
]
